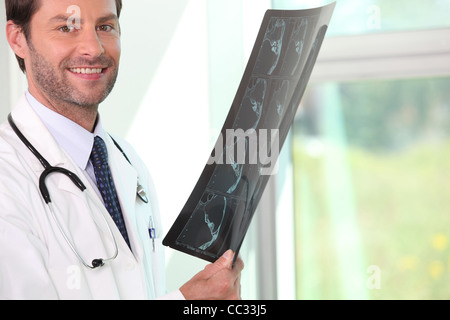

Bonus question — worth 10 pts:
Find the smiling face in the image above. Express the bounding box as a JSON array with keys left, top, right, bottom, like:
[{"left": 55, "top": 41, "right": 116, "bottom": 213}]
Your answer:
[{"left": 14, "top": 0, "right": 121, "bottom": 120}]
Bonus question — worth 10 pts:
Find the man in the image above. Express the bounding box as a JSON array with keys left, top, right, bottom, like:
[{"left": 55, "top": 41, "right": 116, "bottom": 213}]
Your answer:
[{"left": 0, "top": 0, "right": 243, "bottom": 300}]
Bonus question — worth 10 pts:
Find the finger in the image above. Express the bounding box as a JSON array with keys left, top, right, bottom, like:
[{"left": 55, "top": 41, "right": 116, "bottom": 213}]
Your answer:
[
  {"left": 234, "top": 273, "right": 241, "bottom": 292},
  {"left": 201, "top": 250, "right": 235, "bottom": 278},
  {"left": 236, "top": 276, "right": 242, "bottom": 300},
  {"left": 229, "top": 257, "right": 244, "bottom": 291},
  {"left": 216, "top": 249, "right": 235, "bottom": 269},
  {"left": 231, "top": 255, "right": 245, "bottom": 274}
]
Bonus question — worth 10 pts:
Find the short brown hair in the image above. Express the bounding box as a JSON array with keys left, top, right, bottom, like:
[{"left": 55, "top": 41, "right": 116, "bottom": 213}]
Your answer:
[{"left": 5, "top": 0, "right": 123, "bottom": 73}]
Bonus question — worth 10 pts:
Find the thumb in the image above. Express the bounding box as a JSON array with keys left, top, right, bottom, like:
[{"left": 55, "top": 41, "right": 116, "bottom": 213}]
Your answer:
[
  {"left": 202, "top": 249, "right": 234, "bottom": 277},
  {"left": 216, "top": 249, "right": 234, "bottom": 268}
]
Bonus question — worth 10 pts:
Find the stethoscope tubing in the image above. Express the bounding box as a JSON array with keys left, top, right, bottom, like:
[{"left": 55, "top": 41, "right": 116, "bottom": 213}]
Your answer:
[
  {"left": 7, "top": 113, "right": 132, "bottom": 269},
  {"left": 8, "top": 114, "right": 87, "bottom": 203}
]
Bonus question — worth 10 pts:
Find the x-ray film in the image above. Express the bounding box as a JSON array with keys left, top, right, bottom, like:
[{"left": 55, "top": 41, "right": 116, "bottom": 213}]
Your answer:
[{"left": 163, "top": 3, "right": 336, "bottom": 263}]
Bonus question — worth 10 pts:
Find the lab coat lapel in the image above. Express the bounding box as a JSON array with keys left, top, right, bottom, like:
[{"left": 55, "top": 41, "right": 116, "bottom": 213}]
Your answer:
[
  {"left": 11, "top": 97, "right": 88, "bottom": 197},
  {"left": 10, "top": 96, "right": 111, "bottom": 231},
  {"left": 10, "top": 95, "right": 67, "bottom": 171},
  {"left": 105, "top": 135, "right": 143, "bottom": 261},
  {"left": 11, "top": 96, "right": 142, "bottom": 258}
]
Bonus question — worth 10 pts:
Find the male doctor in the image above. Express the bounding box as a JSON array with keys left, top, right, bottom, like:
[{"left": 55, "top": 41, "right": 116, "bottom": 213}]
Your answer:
[{"left": 0, "top": 0, "right": 244, "bottom": 300}]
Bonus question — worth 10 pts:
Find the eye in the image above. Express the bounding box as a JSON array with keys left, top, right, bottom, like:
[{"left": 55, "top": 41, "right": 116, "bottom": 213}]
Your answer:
[
  {"left": 97, "top": 25, "right": 113, "bottom": 32},
  {"left": 59, "top": 25, "right": 76, "bottom": 33}
]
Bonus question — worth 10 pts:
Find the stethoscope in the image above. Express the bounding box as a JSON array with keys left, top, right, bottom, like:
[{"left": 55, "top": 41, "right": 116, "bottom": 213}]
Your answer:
[{"left": 8, "top": 113, "right": 152, "bottom": 269}]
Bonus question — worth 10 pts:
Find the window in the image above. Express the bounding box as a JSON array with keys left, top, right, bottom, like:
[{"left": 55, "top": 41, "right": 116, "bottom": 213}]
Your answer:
[
  {"left": 294, "top": 77, "right": 450, "bottom": 299},
  {"left": 273, "top": 0, "right": 450, "bottom": 299}
]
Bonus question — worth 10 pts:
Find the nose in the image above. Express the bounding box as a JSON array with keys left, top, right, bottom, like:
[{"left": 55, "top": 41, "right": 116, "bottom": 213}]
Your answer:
[{"left": 77, "top": 27, "right": 105, "bottom": 58}]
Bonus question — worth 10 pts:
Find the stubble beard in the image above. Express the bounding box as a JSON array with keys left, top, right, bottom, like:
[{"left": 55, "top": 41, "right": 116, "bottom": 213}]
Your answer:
[{"left": 28, "top": 41, "right": 119, "bottom": 111}]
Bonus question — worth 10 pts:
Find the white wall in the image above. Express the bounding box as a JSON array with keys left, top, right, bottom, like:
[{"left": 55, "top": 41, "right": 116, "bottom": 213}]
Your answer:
[{"left": 118, "top": 0, "right": 213, "bottom": 290}]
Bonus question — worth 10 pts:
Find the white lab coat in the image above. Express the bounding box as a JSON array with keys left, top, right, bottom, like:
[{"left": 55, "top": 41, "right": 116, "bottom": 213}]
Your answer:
[{"left": 0, "top": 95, "right": 180, "bottom": 300}]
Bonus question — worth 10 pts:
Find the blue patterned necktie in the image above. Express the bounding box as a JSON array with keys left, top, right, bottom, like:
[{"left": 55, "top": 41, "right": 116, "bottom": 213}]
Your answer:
[{"left": 90, "top": 136, "right": 131, "bottom": 249}]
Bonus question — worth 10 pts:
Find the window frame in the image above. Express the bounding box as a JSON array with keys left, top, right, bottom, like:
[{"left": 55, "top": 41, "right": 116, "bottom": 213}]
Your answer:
[{"left": 313, "top": 28, "right": 450, "bottom": 82}]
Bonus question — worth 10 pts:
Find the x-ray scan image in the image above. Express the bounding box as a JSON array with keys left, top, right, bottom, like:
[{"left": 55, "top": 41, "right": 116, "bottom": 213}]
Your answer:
[{"left": 163, "top": 3, "right": 336, "bottom": 263}]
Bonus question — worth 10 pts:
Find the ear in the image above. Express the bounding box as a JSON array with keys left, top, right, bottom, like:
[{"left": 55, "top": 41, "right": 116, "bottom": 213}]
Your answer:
[{"left": 6, "top": 20, "right": 28, "bottom": 60}]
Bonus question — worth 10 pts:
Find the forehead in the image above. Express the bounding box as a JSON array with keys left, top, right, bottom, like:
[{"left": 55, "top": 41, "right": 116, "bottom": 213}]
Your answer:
[{"left": 35, "top": 0, "right": 118, "bottom": 21}]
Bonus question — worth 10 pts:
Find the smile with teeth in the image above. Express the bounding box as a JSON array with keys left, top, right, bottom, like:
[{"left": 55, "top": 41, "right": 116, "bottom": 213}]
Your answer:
[{"left": 69, "top": 67, "right": 104, "bottom": 74}]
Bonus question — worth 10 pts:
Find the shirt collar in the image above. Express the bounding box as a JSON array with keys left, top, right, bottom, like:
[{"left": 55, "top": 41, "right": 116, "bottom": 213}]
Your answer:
[{"left": 25, "top": 90, "right": 106, "bottom": 170}]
